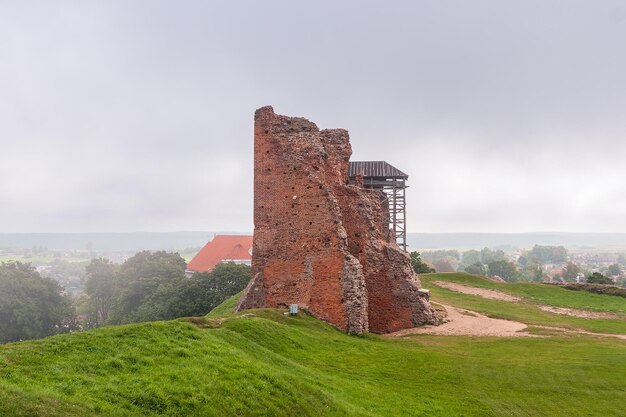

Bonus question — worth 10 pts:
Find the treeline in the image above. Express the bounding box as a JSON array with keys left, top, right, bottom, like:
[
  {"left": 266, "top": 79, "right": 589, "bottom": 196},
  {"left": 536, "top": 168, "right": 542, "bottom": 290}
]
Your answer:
[
  {"left": 419, "top": 245, "right": 567, "bottom": 273},
  {"left": 410, "top": 249, "right": 523, "bottom": 281},
  {"left": 412, "top": 245, "right": 625, "bottom": 285},
  {"left": 0, "top": 262, "right": 75, "bottom": 343},
  {"left": 79, "top": 251, "right": 250, "bottom": 328},
  {"left": 0, "top": 251, "right": 251, "bottom": 343}
]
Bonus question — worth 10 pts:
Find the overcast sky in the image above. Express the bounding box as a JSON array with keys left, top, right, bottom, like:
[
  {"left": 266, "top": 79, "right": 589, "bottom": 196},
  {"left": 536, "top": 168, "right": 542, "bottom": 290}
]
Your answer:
[{"left": 1, "top": 1, "right": 625, "bottom": 233}]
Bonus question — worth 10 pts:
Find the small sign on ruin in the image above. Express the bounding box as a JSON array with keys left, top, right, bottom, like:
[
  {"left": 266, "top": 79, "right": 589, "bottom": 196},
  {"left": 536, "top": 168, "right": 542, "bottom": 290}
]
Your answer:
[{"left": 236, "top": 106, "right": 438, "bottom": 334}]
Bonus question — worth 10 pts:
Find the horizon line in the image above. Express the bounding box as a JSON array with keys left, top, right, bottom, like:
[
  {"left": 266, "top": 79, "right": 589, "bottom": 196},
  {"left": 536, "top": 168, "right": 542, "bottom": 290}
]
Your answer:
[{"left": 3, "top": 231, "right": 626, "bottom": 235}]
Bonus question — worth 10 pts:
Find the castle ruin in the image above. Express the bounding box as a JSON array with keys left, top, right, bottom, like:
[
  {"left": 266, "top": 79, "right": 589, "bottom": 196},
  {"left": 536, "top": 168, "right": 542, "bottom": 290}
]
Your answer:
[{"left": 236, "top": 106, "right": 438, "bottom": 334}]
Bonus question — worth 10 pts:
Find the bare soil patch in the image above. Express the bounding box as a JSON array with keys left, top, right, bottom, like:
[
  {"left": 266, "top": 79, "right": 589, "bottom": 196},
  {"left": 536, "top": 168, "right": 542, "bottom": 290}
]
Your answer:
[
  {"left": 388, "top": 305, "right": 531, "bottom": 337},
  {"left": 433, "top": 281, "right": 521, "bottom": 302},
  {"left": 533, "top": 325, "right": 626, "bottom": 340},
  {"left": 538, "top": 305, "right": 620, "bottom": 320},
  {"left": 387, "top": 304, "right": 626, "bottom": 340}
]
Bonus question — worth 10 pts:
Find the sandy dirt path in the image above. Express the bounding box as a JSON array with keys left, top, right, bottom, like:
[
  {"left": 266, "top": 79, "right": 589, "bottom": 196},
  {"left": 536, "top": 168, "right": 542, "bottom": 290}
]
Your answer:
[
  {"left": 533, "top": 325, "right": 626, "bottom": 340},
  {"left": 537, "top": 305, "right": 621, "bottom": 319},
  {"left": 432, "top": 281, "right": 623, "bottom": 321},
  {"left": 432, "top": 281, "right": 521, "bottom": 302},
  {"left": 388, "top": 304, "right": 530, "bottom": 337},
  {"left": 386, "top": 304, "right": 626, "bottom": 340}
]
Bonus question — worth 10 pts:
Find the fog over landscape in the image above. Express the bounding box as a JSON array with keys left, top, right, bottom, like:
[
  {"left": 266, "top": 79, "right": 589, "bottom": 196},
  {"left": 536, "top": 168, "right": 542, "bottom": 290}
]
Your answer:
[
  {"left": 2, "top": 4, "right": 626, "bottom": 417},
  {"left": 1, "top": 0, "right": 626, "bottom": 234}
]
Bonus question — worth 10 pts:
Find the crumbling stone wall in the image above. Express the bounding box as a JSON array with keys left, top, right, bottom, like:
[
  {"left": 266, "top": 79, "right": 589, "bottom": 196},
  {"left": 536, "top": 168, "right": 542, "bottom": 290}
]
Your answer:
[
  {"left": 335, "top": 186, "right": 436, "bottom": 333},
  {"left": 236, "top": 106, "right": 438, "bottom": 334}
]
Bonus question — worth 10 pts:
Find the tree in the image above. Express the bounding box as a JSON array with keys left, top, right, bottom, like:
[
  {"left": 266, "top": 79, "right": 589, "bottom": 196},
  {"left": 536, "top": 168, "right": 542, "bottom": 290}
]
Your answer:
[
  {"left": 421, "top": 250, "right": 460, "bottom": 263},
  {"left": 462, "top": 250, "right": 481, "bottom": 266},
  {"left": 519, "top": 264, "right": 544, "bottom": 282},
  {"left": 464, "top": 263, "right": 486, "bottom": 276},
  {"left": 607, "top": 264, "right": 622, "bottom": 277},
  {"left": 409, "top": 252, "right": 435, "bottom": 274},
  {"left": 108, "top": 251, "right": 187, "bottom": 324},
  {"left": 433, "top": 259, "right": 454, "bottom": 273},
  {"left": 586, "top": 272, "right": 613, "bottom": 285},
  {"left": 562, "top": 262, "right": 581, "bottom": 282},
  {"left": 531, "top": 264, "right": 544, "bottom": 282},
  {"left": 517, "top": 255, "right": 529, "bottom": 268},
  {"left": 158, "top": 263, "right": 251, "bottom": 318},
  {"left": 480, "top": 248, "right": 507, "bottom": 264},
  {"left": 84, "top": 258, "right": 119, "bottom": 327},
  {"left": 487, "top": 260, "right": 518, "bottom": 282},
  {"left": 526, "top": 245, "right": 567, "bottom": 264},
  {"left": 90, "top": 252, "right": 251, "bottom": 326},
  {"left": 0, "top": 262, "right": 75, "bottom": 343}
]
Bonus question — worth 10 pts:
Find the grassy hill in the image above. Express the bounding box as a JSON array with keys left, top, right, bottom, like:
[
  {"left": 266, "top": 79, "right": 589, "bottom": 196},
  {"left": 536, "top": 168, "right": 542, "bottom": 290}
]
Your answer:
[
  {"left": 0, "top": 274, "right": 625, "bottom": 416},
  {"left": 420, "top": 273, "right": 626, "bottom": 335}
]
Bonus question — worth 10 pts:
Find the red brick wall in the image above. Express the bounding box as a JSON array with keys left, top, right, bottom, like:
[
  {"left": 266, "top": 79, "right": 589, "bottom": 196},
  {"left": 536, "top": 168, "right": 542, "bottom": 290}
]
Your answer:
[{"left": 236, "top": 106, "right": 437, "bottom": 334}]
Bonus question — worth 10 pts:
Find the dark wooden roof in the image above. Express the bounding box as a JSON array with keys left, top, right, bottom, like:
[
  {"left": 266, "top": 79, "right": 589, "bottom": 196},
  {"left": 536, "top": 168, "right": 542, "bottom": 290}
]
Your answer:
[{"left": 348, "top": 161, "right": 408, "bottom": 179}]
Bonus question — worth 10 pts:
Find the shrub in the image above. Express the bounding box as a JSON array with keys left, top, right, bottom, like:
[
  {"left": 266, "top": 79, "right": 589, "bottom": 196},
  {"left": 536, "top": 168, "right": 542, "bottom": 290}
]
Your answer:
[{"left": 563, "top": 283, "right": 626, "bottom": 298}]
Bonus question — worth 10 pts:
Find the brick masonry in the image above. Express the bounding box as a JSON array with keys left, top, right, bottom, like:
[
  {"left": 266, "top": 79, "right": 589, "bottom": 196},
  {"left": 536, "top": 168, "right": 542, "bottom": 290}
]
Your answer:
[{"left": 236, "top": 106, "right": 438, "bottom": 334}]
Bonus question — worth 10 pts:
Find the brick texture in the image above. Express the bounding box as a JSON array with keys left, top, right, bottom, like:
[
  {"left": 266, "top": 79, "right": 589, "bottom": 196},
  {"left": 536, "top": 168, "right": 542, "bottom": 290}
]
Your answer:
[{"left": 236, "top": 106, "right": 438, "bottom": 334}]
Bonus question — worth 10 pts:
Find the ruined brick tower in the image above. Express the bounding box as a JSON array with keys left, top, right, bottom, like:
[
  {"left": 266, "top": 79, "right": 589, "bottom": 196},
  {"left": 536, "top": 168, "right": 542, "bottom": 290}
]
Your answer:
[{"left": 236, "top": 106, "right": 437, "bottom": 334}]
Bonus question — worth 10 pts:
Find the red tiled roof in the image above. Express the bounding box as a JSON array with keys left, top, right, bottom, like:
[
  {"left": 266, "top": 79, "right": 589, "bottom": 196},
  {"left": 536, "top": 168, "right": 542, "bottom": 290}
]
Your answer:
[{"left": 187, "top": 235, "right": 253, "bottom": 273}]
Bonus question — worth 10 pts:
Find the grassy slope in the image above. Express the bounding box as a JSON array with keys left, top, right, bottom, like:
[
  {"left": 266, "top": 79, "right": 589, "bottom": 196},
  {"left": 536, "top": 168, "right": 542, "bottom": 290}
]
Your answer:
[
  {"left": 207, "top": 291, "right": 242, "bottom": 317},
  {"left": 421, "top": 273, "right": 626, "bottom": 334},
  {"left": 0, "top": 276, "right": 625, "bottom": 416},
  {"left": 422, "top": 273, "right": 626, "bottom": 312}
]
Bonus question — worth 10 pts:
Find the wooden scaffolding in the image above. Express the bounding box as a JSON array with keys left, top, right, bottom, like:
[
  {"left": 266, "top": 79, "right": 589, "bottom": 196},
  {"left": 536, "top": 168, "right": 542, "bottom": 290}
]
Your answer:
[{"left": 348, "top": 161, "right": 408, "bottom": 251}]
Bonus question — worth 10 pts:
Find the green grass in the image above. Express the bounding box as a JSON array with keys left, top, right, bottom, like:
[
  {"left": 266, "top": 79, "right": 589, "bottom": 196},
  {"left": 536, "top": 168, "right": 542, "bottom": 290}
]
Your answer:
[
  {"left": 0, "top": 275, "right": 625, "bottom": 416},
  {"left": 207, "top": 291, "right": 242, "bottom": 317},
  {"left": 421, "top": 273, "right": 626, "bottom": 313},
  {"left": 0, "top": 303, "right": 624, "bottom": 416},
  {"left": 420, "top": 273, "right": 626, "bottom": 334}
]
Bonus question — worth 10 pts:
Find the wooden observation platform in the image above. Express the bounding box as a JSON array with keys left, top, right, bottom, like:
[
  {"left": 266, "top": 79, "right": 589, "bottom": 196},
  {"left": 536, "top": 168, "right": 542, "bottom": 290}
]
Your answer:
[{"left": 348, "top": 161, "right": 408, "bottom": 251}]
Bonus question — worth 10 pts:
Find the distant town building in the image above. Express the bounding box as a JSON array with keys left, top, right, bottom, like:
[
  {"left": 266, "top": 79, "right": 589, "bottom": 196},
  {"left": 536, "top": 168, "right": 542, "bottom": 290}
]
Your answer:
[{"left": 186, "top": 235, "right": 253, "bottom": 276}]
